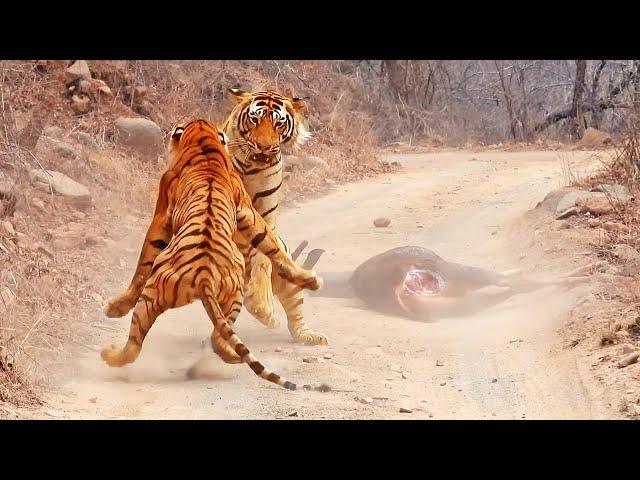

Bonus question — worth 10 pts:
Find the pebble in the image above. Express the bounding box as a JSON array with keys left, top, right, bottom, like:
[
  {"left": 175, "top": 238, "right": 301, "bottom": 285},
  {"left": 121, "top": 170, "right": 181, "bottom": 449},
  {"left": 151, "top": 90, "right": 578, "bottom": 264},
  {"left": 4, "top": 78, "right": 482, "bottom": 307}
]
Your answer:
[
  {"left": 302, "top": 356, "right": 318, "bottom": 363},
  {"left": 618, "top": 352, "right": 640, "bottom": 368},
  {"left": 323, "top": 353, "right": 333, "bottom": 359},
  {"left": 620, "top": 344, "right": 635, "bottom": 355},
  {"left": 373, "top": 217, "right": 391, "bottom": 228},
  {"left": 275, "top": 347, "right": 282, "bottom": 352},
  {"left": 399, "top": 407, "right": 413, "bottom": 413},
  {"left": 491, "top": 378, "right": 498, "bottom": 383}
]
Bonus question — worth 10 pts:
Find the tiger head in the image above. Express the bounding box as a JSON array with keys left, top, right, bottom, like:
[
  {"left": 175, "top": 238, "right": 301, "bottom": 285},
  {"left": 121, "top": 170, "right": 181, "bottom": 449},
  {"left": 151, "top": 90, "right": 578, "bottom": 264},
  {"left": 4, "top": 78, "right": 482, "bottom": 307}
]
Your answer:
[
  {"left": 168, "top": 119, "right": 229, "bottom": 165},
  {"left": 226, "top": 88, "right": 311, "bottom": 160}
]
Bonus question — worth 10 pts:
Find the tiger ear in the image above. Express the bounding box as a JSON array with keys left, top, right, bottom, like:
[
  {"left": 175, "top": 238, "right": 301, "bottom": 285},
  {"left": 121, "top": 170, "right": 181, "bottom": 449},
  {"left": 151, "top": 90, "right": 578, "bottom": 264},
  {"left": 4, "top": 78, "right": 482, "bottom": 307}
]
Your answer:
[
  {"left": 290, "top": 96, "right": 309, "bottom": 112},
  {"left": 171, "top": 126, "right": 185, "bottom": 141},
  {"left": 228, "top": 87, "right": 252, "bottom": 102}
]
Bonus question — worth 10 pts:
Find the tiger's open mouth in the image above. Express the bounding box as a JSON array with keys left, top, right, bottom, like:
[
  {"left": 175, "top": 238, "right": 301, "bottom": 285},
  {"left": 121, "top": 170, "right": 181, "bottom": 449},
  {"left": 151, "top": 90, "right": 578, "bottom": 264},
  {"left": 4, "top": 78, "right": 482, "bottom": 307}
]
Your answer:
[
  {"left": 401, "top": 268, "right": 445, "bottom": 296},
  {"left": 252, "top": 152, "right": 280, "bottom": 165}
]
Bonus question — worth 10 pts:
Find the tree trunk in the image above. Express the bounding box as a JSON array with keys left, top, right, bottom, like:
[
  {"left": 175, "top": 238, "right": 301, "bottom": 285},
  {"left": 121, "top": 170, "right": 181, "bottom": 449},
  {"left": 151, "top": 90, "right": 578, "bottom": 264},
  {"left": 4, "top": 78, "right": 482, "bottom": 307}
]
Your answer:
[
  {"left": 384, "top": 60, "right": 408, "bottom": 104},
  {"left": 570, "top": 60, "right": 587, "bottom": 139},
  {"left": 589, "top": 60, "right": 607, "bottom": 129},
  {"left": 495, "top": 61, "right": 520, "bottom": 141}
]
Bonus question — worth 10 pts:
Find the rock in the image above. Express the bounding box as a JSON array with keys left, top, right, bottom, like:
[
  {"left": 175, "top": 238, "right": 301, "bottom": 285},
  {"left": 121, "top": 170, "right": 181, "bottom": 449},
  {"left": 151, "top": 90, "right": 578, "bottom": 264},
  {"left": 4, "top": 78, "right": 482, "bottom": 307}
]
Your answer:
[
  {"left": 323, "top": 353, "right": 333, "bottom": 359},
  {"left": 435, "top": 359, "right": 444, "bottom": 367},
  {"left": 284, "top": 155, "right": 329, "bottom": 171},
  {"left": 491, "top": 378, "right": 498, "bottom": 383},
  {"left": 358, "top": 397, "right": 374, "bottom": 404},
  {"left": 587, "top": 218, "right": 601, "bottom": 228},
  {"left": 89, "top": 397, "right": 97, "bottom": 404},
  {"left": 399, "top": 407, "right": 413, "bottom": 413},
  {"left": 45, "top": 409, "right": 65, "bottom": 418},
  {"left": 0, "top": 220, "right": 15, "bottom": 237},
  {"left": 579, "top": 127, "right": 612, "bottom": 148},
  {"left": 76, "top": 79, "right": 93, "bottom": 94},
  {"left": 71, "top": 94, "right": 91, "bottom": 114},
  {"left": 556, "top": 207, "right": 578, "bottom": 220},
  {"left": 0, "top": 286, "right": 15, "bottom": 308},
  {"left": 617, "top": 352, "right": 639, "bottom": 368},
  {"left": 302, "top": 356, "right": 318, "bottom": 363},
  {"left": 65, "top": 60, "right": 92, "bottom": 82},
  {"left": 46, "top": 139, "right": 80, "bottom": 160},
  {"left": 373, "top": 217, "right": 391, "bottom": 228},
  {"left": 134, "top": 85, "right": 148, "bottom": 98},
  {"left": 612, "top": 244, "right": 640, "bottom": 264},
  {"left": 576, "top": 195, "right": 614, "bottom": 216},
  {"left": 71, "top": 131, "right": 100, "bottom": 149},
  {"left": 30, "top": 170, "right": 91, "bottom": 208},
  {"left": 620, "top": 344, "right": 636, "bottom": 355},
  {"left": 555, "top": 191, "right": 596, "bottom": 214},
  {"left": 275, "top": 347, "right": 282, "bottom": 352},
  {"left": 401, "top": 372, "right": 409, "bottom": 380},
  {"left": 304, "top": 383, "right": 332, "bottom": 392},
  {"left": 602, "top": 222, "right": 626, "bottom": 233},
  {"left": 591, "top": 184, "right": 632, "bottom": 202},
  {"left": 439, "top": 382, "right": 447, "bottom": 386},
  {"left": 43, "top": 126, "right": 64, "bottom": 138},
  {"left": 115, "top": 117, "right": 163, "bottom": 158},
  {"left": 535, "top": 188, "right": 574, "bottom": 213}
]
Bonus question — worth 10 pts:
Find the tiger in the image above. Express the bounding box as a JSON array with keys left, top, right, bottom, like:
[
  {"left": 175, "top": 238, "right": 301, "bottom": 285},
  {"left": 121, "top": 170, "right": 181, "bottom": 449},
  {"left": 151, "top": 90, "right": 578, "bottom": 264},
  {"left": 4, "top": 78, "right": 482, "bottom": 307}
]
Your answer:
[
  {"left": 223, "top": 87, "right": 328, "bottom": 346},
  {"left": 101, "top": 119, "right": 322, "bottom": 390}
]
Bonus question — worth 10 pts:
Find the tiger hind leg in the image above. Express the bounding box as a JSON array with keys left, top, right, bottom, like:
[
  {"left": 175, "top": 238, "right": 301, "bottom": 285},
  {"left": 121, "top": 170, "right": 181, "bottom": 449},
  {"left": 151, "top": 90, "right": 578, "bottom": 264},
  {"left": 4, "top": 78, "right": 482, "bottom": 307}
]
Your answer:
[
  {"left": 101, "top": 264, "right": 190, "bottom": 368},
  {"left": 273, "top": 274, "right": 329, "bottom": 346},
  {"left": 101, "top": 288, "right": 167, "bottom": 368}
]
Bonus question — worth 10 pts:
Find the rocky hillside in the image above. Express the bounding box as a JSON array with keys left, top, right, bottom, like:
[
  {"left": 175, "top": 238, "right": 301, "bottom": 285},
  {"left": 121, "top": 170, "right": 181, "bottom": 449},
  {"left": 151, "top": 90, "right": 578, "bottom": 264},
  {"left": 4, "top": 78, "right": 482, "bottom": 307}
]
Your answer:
[{"left": 0, "top": 60, "right": 401, "bottom": 413}]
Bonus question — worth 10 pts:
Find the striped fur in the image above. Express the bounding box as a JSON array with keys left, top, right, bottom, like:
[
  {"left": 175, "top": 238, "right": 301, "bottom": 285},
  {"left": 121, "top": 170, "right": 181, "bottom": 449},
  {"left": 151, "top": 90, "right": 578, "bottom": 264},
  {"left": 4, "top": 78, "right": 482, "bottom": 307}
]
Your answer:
[
  {"left": 101, "top": 119, "right": 322, "bottom": 390},
  {"left": 223, "top": 88, "right": 328, "bottom": 345}
]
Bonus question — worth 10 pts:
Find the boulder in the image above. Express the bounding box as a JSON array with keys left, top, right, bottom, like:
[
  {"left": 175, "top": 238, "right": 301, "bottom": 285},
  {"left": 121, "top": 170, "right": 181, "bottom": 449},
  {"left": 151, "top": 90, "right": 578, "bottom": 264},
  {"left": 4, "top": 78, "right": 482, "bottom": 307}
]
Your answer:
[
  {"left": 30, "top": 169, "right": 92, "bottom": 210},
  {"left": 71, "top": 131, "right": 100, "bottom": 149},
  {"left": 65, "top": 61, "right": 92, "bottom": 82},
  {"left": 284, "top": 154, "right": 329, "bottom": 171},
  {"left": 612, "top": 244, "right": 640, "bottom": 264},
  {"left": 114, "top": 117, "right": 164, "bottom": 158},
  {"left": 576, "top": 194, "right": 614, "bottom": 216},
  {"left": 590, "top": 184, "right": 632, "bottom": 202},
  {"left": 43, "top": 126, "right": 64, "bottom": 139},
  {"left": 71, "top": 94, "right": 91, "bottom": 114}
]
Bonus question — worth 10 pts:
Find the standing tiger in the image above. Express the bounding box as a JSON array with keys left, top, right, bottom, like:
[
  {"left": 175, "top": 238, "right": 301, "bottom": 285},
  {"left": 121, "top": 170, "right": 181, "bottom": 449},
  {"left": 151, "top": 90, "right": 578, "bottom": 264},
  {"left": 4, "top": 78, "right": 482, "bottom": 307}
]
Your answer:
[
  {"left": 101, "top": 119, "right": 322, "bottom": 390},
  {"left": 223, "top": 88, "right": 328, "bottom": 345}
]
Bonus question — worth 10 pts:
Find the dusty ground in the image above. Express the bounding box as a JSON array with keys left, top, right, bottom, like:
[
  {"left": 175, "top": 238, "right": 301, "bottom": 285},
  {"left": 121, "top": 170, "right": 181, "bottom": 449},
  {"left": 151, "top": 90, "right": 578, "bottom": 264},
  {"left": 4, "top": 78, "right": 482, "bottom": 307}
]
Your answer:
[{"left": 14, "top": 147, "right": 624, "bottom": 420}]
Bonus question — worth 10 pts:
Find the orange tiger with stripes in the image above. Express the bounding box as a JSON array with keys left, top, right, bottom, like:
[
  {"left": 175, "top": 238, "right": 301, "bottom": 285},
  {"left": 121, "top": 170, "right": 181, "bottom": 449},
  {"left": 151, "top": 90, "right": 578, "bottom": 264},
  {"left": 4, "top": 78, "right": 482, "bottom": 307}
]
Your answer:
[
  {"left": 223, "top": 88, "right": 328, "bottom": 345},
  {"left": 101, "top": 119, "right": 322, "bottom": 390}
]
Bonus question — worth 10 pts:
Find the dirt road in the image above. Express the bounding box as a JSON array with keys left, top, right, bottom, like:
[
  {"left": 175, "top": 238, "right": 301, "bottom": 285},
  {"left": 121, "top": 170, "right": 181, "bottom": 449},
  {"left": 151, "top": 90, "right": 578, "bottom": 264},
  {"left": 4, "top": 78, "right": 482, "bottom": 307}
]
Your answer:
[{"left": 41, "top": 148, "right": 613, "bottom": 419}]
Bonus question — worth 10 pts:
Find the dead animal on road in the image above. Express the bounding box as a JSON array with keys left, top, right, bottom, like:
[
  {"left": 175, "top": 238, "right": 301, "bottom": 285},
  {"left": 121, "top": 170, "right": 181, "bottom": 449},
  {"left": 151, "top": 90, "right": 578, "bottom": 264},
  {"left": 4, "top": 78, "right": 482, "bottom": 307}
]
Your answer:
[{"left": 296, "top": 243, "right": 590, "bottom": 321}]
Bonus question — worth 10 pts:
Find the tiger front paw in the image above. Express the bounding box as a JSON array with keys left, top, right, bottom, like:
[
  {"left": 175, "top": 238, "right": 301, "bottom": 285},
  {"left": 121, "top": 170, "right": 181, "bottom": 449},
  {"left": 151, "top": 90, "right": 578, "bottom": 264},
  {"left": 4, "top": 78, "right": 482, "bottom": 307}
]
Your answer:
[
  {"left": 100, "top": 344, "right": 127, "bottom": 367},
  {"left": 104, "top": 294, "right": 135, "bottom": 318}
]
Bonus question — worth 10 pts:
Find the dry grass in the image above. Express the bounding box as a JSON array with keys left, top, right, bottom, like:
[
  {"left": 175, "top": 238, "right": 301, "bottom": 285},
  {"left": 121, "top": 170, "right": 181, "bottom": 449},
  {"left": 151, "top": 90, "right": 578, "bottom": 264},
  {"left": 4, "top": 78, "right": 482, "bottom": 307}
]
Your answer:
[{"left": 0, "top": 60, "right": 405, "bottom": 409}]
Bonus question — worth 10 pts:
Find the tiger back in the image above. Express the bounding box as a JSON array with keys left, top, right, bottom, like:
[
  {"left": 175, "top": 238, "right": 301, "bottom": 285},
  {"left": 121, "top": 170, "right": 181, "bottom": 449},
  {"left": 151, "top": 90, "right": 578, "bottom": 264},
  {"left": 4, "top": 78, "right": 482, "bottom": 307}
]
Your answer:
[
  {"left": 101, "top": 119, "right": 322, "bottom": 390},
  {"left": 223, "top": 88, "right": 328, "bottom": 345}
]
